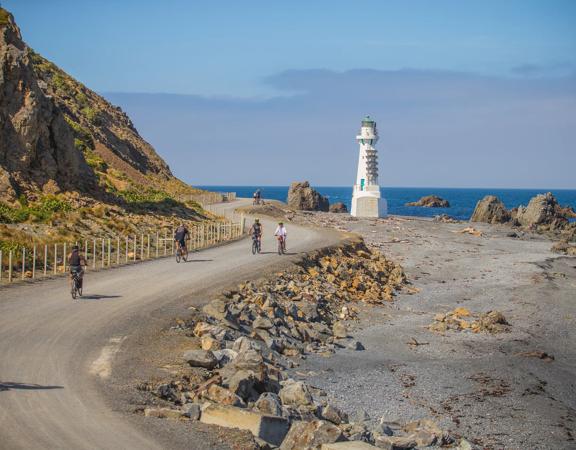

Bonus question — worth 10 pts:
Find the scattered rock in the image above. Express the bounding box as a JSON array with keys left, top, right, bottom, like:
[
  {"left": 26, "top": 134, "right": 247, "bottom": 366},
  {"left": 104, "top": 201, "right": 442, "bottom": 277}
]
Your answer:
[
  {"left": 347, "top": 340, "right": 365, "bottom": 351},
  {"left": 279, "top": 380, "right": 313, "bottom": 407},
  {"left": 551, "top": 240, "right": 576, "bottom": 256},
  {"left": 516, "top": 350, "right": 555, "bottom": 362},
  {"left": 332, "top": 322, "right": 347, "bottom": 338},
  {"left": 456, "top": 227, "right": 483, "bottom": 237},
  {"left": 255, "top": 392, "right": 283, "bottom": 416},
  {"left": 429, "top": 308, "right": 509, "bottom": 334},
  {"left": 470, "top": 195, "right": 511, "bottom": 224},
  {"left": 374, "top": 434, "right": 417, "bottom": 449},
  {"left": 280, "top": 420, "right": 345, "bottom": 450},
  {"left": 144, "top": 407, "right": 182, "bottom": 420},
  {"left": 180, "top": 403, "right": 201, "bottom": 420},
  {"left": 433, "top": 214, "right": 459, "bottom": 223},
  {"left": 183, "top": 349, "right": 218, "bottom": 369},
  {"left": 351, "top": 409, "right": 370, "bottom": 423},
  {"left": 322, "top": 404, "right": 348, "bottom": 425},
  {"left": 287, "top": 181, "right": 330, "bottom": 212},
  {"left": 329, "top": 202, "right": 348, "bottom": 213},
  {"left": 200, "top": 403, "right": 290, "bottom": 446},
  {"left": 405, "top": 195, "right": 450, "bottom": 208},
  {"left": 204, "top": 384, "right": 246, "bottom": 407}
]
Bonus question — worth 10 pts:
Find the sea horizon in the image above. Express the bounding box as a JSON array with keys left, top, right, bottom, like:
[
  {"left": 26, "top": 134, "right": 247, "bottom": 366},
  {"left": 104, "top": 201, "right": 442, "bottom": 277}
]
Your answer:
[{"left": 198, "top": 185, "right": 576, "bottom": 221}]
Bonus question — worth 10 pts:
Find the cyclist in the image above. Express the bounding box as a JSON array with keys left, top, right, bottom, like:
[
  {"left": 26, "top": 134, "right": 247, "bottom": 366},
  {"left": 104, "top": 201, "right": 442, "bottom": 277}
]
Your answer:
[
  {"left": 249, "top": 218, "right": 263, "bottom": 248},
  {"left": 68, "top": 244, "right": 87, "bottom": 289},
  {"left": 274, "top": 221, "right": 287, "bottom": 252},
  {"left": 174, "top": 223, "right": 190, "bottom": 255}
]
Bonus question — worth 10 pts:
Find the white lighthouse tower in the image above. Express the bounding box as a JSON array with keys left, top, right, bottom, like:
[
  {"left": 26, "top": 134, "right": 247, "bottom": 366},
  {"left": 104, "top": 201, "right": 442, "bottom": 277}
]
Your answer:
[{"left": 351, "top": 116, "right": 387, "bottom": 218}]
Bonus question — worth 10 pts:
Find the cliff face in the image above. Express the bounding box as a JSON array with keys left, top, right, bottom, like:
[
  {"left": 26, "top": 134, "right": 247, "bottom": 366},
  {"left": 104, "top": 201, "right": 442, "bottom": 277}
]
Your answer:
[
  {"left": 0, "top": 9, "right": 94, "bottom": 202},
  {"left": 0, "top": 8, "right": 195, "bottom": 205}
]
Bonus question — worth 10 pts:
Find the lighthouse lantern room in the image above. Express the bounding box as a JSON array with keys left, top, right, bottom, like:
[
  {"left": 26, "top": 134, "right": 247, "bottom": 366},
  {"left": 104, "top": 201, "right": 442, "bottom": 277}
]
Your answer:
[{"left": 351, "top": 116, "right": 387, "bottom": 218}]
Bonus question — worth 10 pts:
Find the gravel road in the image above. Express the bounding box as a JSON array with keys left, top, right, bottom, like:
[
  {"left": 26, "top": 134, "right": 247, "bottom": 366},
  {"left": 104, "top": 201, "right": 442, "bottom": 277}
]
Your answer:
[{"left": 0, "top": 199, "right": 341, "bottom": 450}]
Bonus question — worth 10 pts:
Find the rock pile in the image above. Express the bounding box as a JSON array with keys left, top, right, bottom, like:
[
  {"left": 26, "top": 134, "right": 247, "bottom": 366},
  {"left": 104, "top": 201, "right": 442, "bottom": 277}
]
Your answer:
[
  {"left": 471, "top": 193, "right": 575, "bottom": 241},
  {"left": 287, "top": 181, "right": 329, "bottom": 212},
  {"left": 429, "top": 307, "right": 509, "bottom": 334},
  {"left": 139, "top": 240, "right": 437, "bottom": 448},
  {"left": 551, "top": 241, "right": 576, "bottom": 256},
  {"left": 405, "top": 195, "right": 450, "bottom": 208}
]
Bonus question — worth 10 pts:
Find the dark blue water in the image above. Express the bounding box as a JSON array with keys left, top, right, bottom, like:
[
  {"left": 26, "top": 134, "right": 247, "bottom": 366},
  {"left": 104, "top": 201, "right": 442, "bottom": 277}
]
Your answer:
[{"left": 197, "top": 186, "right": 576, "bottom": 221}]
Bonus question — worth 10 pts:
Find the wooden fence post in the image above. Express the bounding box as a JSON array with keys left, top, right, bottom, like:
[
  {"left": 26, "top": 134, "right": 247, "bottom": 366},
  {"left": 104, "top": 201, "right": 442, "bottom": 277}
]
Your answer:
[
  {"left": 63, "top": 243, "right": 67, "bottom": 274},
  {"left": 44, "top": 244, "right": 47, "bottom": 276},
  {"left": 54, "top": 244, "right": 58, "bottom": 274},
  {"left": 0, "top": 249, "right": 2, "bottom": 283},
  {"left": 32, "top": 245, "right": 36, "bottom": 279},
  {"left": 8, "top": 250, "right": 12, "bottom": 283},
  {"left": 125, "top": 236, "right": 129, "bottom": 262},
  {"left": 93, "top": 240, "right": 97, "bottom": 269},
  {"left": 101, "top": 239, "right": 105, "bottom": 268},
  {"left": 140, "top": 234, "right": 144, "bottom": 260},
  {"left": 156, "top": 232, "right": 159, "bottom": 258},
  {"left": 107, "top": 239, "right": 111, "bottom": 266},
  {"left": 133, "top": 235, "right": 137, "bottom": 262},
  {"left": 117, "top": 237, "right": 120, "bottom": 265},
  {"left": 164, "top": 231, "right": 167, "bottom": 256},
  {"left": 147, "top": 234, "right": 150, "bottom": 259}
]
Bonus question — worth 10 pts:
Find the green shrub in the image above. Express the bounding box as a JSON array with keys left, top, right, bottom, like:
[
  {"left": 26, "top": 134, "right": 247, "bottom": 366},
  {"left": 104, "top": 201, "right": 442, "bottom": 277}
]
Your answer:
[
  {"left": 84, "top": 149, "right": 108, "bottom": 172},
  {"left": 0, "top": 8, "right": 11, "bottom": 26},
  {"left": 0, "top": 196, "right": 71, "bottom": 224},
  {"left": 82, "top": 107, "right": 101, "bottom": 125}
]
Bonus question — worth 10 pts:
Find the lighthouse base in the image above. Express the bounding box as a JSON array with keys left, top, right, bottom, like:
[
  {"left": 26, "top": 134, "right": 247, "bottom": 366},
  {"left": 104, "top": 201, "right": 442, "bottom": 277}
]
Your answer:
[{"left": 351, "top": 195, "right": 387, "bottom": 218}]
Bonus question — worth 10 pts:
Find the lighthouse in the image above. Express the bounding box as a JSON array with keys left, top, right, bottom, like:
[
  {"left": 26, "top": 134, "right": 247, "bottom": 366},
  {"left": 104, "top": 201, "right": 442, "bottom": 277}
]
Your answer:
[{"left": 351, "top": 116, "right": 387, "bottom": 218}]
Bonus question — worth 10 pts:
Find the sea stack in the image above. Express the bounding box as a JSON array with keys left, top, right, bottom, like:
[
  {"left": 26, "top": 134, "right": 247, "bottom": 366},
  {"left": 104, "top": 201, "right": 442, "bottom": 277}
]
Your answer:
[{"left": 351, "top": 116, "right": 387, "bottom": 218}]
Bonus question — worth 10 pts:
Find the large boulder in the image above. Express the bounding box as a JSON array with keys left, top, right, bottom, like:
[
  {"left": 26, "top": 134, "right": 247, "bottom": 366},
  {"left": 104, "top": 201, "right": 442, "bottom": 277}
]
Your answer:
[
  {"left": 514, "top": 192, "right": 569, "bottom": 230},
  {"left": 287, "top": 181, "right": 329, "bottom": 212},
  {"left": 470, "top": 195, "right": 511, "bottom": 224},
  {"left": 182, "top": 350, "right": 218, "bottom": 369},
  {"left": 405, "top": 195, "right": 450, "bottom": 208}
]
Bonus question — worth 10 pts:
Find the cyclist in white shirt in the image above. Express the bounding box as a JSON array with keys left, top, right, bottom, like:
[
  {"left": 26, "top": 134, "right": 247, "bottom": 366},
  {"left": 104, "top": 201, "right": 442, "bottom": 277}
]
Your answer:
[{"left": 274, "top": 222, "right": 287, "bottom": 252}]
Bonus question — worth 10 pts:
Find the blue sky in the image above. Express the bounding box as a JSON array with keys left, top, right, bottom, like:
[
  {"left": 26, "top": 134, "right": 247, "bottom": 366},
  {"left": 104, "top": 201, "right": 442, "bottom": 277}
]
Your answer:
[{"left": 5, "top": 0, "right": 576, "bottom": 188}]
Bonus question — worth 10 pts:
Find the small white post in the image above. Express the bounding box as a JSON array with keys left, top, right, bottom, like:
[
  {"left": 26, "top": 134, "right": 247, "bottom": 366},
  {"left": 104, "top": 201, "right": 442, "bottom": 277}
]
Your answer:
[
  {"left": 63, "top": 243, "right": 67, "bottom": 274},
  {"left": 44, "top": 244, "right": 47, "bottom": 276},
  {"left": 54, "top": 244, "right": 58, "bottom": 274},
  {"left": 108, "top": 238, "right": 111, "bottom": 266},
  {"left": 32, "top": 245, "right": 36, "bottom": 279},
  {"left": 147, "top": 234, "right": 150, "bottom": 259},
  {"left": 125, "top": 236, "right": 129, "bottom": 262},
  {"left": 117, "top": 237, "right": 120, "bottom": 265},
  {"left": 140, "top": 234, "right": 144, "bottom": 260},
  {"left": 171, "top": 228, "right": 174, "bottom": 254},
  {"left": 164, "top": 231, "right": 167, "bottom": 256},
  {"left": 93, "top": 239, "right": 97, "bottom": 269},
  {"left": 133, "top": 236, "right": 137, "bottom": 261}
]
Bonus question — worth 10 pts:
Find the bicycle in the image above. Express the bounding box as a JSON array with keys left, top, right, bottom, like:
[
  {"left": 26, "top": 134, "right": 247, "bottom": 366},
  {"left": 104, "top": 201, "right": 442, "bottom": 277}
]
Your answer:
[
  {"left": 176, "top": 243, "right": 188, "bottom": 263},
  {"left": 276, "top": 236, "right": 286, "bottom": 255},
  {"left": 251, "top": 235, "right": 261, "bottom": 254},
  {"left": 71, "top": 270, "right": 83, "bottom": 299}
]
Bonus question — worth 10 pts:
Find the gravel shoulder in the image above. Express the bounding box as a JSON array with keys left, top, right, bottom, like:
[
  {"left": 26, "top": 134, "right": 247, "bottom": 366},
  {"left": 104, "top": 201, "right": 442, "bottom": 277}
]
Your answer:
[{"left": 292, "top": 213, "right": 576, "bottom": 449}]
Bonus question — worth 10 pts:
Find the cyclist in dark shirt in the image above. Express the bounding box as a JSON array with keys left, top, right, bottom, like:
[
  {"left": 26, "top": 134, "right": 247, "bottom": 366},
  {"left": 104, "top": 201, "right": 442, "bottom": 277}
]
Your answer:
[
  {"left": 68, "top": 245, "right": 87, "bottom": 289},
  {"left": 174, "top": 224, "right": 190, "bottom": 253}
]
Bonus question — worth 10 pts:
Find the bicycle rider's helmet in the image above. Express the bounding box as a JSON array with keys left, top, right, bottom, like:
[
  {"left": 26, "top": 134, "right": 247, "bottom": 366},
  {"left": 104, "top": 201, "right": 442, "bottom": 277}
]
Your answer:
[
  {"left": 278, "top": 222, "right": 283, "bottom": 225},
  {"left": 255, "top": 218, "right": 260, "bottom": 223}
]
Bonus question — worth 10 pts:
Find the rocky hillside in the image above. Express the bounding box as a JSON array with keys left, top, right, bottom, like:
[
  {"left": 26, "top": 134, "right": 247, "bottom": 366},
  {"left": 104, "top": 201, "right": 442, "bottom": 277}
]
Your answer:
[{"left": 0, "top": 7, "right": 202, "bottom": 209}]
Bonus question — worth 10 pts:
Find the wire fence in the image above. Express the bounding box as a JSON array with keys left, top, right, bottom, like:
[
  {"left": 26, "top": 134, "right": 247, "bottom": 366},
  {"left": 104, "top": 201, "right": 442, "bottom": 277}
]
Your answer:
[{"left": 0, "top": 220, "right": 244, "bottom": 286}]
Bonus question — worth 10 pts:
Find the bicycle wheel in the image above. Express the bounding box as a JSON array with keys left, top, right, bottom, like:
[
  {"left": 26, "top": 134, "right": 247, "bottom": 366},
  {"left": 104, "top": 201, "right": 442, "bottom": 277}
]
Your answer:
[
  {"left": 71, "top": 277, "right": 77, "bottom": 299},
  {"left": 257, "top": 240, "right": 261, "bottom": 253},
  {"left": 277, "top": 239, "right": 283, "bottom": 255},
  {"left": 252, "top": 239, "right": 258, "bottom": 255},
  {"left": 176, "top": 249, "right": 181, "bottom": 263},
  {"left": 182, "top": 248, "right": 188, "bottom": 262}
]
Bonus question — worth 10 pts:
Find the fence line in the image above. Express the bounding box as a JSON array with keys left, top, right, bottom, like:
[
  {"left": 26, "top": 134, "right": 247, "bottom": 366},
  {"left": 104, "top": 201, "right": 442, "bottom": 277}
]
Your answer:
[{"left": 0, "top": 220, "right": 244, "bottom": 286}]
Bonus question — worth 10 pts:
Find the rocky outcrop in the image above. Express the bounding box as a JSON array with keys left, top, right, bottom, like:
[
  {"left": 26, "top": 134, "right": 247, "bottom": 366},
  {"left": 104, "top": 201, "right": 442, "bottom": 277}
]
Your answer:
[
  {"left": 405, "top": 195, "right": 450, "bottom": 208},
  {"left": 470, "top": 195, "right": 511, "bottom": 224},
  {"left": 514, "top": 192, "right": 569, "bottom": 230},
  {"left": 329, "top": 202, "right": 348, "bottom": 213},
  {"left": 0, "top": 9, "right": 95, "bottom": 202},
  {"left": 287, "top": 181, "right": 329, "bottom": 212},
  {"left": 0, "top": 7, "right": 200, "bottom": 206}
]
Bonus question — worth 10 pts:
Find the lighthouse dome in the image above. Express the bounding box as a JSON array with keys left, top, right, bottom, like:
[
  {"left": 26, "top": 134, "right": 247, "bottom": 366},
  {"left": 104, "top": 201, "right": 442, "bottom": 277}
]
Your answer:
[{"left": 361, "top": 116, "right": 375, "bottom": 127}]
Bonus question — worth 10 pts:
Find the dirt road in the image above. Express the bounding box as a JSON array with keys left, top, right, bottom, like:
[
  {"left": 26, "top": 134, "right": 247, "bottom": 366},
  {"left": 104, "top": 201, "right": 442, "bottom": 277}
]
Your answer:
[{"left": 0, "top": 199, "right": 340, "bottom": 450}]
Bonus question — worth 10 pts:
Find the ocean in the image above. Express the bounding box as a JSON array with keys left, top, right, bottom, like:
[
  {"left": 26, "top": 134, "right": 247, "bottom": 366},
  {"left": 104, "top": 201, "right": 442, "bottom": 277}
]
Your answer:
[{"left": 197, "top": 186, "right": 576, "bottom": 221}]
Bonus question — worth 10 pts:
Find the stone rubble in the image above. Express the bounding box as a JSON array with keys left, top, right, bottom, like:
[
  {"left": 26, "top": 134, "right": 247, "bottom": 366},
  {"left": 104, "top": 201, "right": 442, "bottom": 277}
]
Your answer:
[
  {"left": 140, "top": 240, "right": 461, "bottom": 448},
  {"left": 429, "top": 307, "right": 510, "bottom": 334}
]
